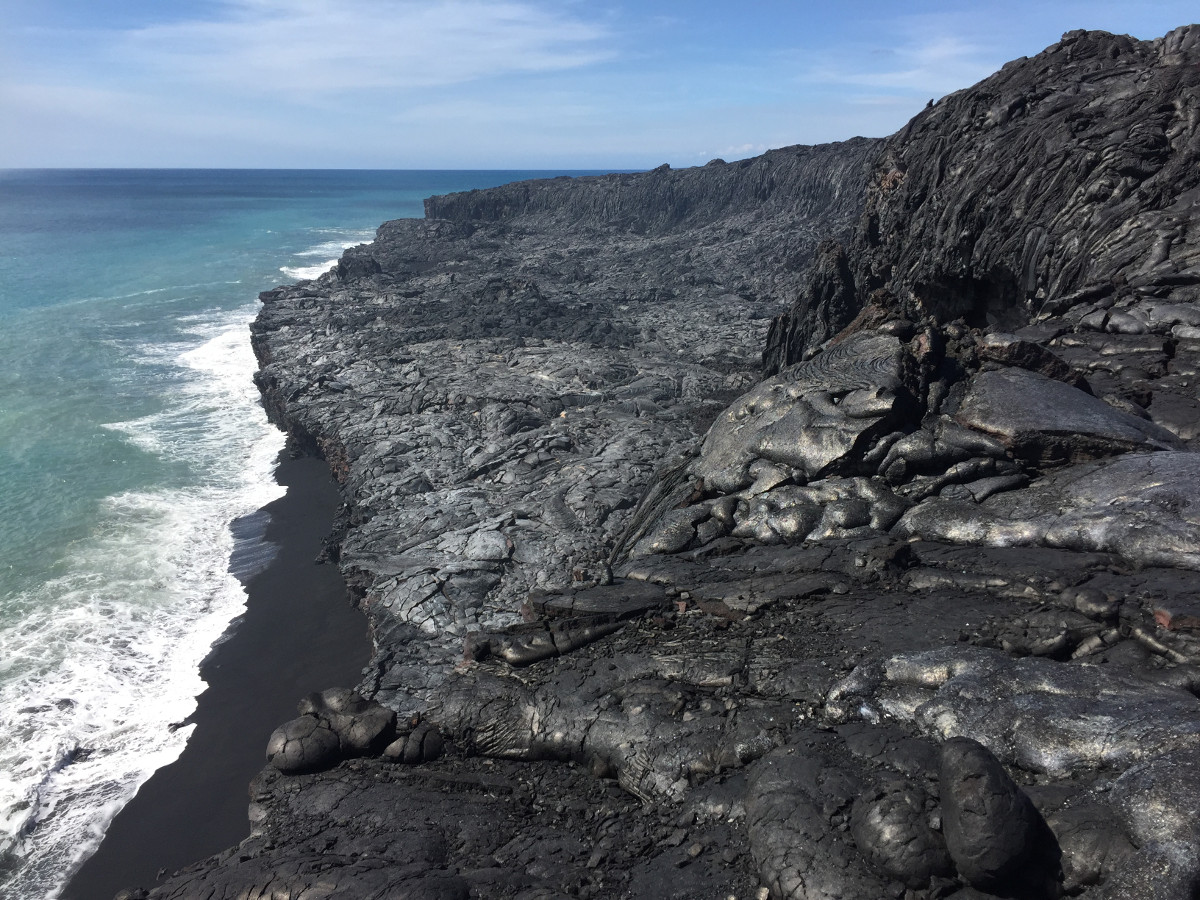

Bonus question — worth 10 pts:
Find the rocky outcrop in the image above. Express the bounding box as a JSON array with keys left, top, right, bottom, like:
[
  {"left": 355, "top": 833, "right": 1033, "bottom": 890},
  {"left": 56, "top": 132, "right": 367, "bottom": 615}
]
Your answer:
[
  {"left": 763, "top": 25, "right": 1200, "bottom": 371},
  {"left": 265, "top": 689, "right": 397, "bottom": 774},
  {"left": 246, "top": 130, "right": 880, "bottom": 719},
  {"left": 137, "top": 23, "right": 1200, "bottom": 900}
]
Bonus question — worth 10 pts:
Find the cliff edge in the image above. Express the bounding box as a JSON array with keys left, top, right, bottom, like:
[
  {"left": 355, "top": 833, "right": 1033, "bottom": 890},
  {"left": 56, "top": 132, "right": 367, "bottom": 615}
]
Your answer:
[{"left": 142, "top": 25, "right": 1200, "bottom": 900}]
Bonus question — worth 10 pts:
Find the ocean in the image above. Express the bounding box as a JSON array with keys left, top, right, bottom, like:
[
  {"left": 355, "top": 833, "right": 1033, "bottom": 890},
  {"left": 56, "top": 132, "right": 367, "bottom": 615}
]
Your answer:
[{"left": 0, "top": 169, "right": 597, "bottom": 898}]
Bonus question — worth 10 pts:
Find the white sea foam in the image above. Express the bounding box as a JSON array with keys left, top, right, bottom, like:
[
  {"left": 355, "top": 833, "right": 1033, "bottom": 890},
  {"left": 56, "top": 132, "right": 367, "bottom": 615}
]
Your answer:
[
  {"left": 296, "top": 238, "right": 369, "bottom": 258},
  {"left": 279, "top": 232, "right": 374, "bottom": 283},
  {"left": 280, "top": 261, "right": 339, "bottom": 281},
  {"left": 314, "top": 227, "right": 376, "bottom": 239},
  {"left": 0, "top": 306, "right": 285, "bottom": 898}
]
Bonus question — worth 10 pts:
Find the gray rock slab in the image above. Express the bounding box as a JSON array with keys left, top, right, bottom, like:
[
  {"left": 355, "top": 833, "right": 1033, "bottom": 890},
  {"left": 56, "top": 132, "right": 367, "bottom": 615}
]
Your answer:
[
  {"left": 526, "top": 580, "right": 667, "bottom": 618},
  {"left": 939, "top": 737, "right": 1060, "bottom": 898},
  {"left": 827, "top": 646, "right": 1200, "bottom": 775},
  {"left": 898, "top": 451, "right": 1200, "bottom": 570},
  {"left": 693, "top": 330, "right": 905, "bottom": 493},
  {"left": 954, "top": 367, "right": 1181, "bottom": 462}
]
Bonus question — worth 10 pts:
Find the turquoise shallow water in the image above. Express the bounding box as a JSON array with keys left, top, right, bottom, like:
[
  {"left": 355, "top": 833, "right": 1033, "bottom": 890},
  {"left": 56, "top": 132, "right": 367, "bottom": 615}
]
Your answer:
[{"left": 0, "top": 169, "right": 597, "bottom": 898}]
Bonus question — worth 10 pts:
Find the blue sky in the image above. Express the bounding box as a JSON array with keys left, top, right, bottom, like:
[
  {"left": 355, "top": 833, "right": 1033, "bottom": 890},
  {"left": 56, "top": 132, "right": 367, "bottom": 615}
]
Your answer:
[{"left": 1, "top": 0, "right": 1195, "bottom": 168}]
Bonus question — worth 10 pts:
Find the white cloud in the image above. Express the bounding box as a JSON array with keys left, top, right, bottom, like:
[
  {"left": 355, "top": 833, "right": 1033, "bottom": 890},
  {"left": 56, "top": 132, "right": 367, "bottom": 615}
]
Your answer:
[
  {"left": 715, "top": 142, "right": 765, "bottom": 159},
  {"left": 799, "top": 16, "right": 1006, "bottom": 99},
  {"left": 112, "top": 0, "right": 614, "bottom": 98},
  {"left": 0, "top": 0, "right": 623, "bottom": 164},
  {"left": 21, "top": 1, "right": 1173, "bottom": 167}
]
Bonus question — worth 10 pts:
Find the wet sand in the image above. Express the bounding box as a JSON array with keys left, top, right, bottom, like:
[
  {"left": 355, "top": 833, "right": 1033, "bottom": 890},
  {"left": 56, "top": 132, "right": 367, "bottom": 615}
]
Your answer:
[{"left": 62, "top": 454, "right": 370, "bottom": 900}]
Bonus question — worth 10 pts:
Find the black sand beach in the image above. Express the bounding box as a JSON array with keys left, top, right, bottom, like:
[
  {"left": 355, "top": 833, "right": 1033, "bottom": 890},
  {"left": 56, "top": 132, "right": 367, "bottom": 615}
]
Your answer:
[{"left": 62, "top": 454, "right": 369, "bottom": 900}]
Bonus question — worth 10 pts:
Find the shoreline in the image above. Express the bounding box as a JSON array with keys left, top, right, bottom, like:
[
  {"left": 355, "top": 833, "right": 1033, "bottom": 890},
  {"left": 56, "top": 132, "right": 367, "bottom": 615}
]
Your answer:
[
  {"left": 58, "top": 25, "right": 1200, "bottom": 899},
  {"left": 61, "top": 453, "right": 370, "bottom": 900}
]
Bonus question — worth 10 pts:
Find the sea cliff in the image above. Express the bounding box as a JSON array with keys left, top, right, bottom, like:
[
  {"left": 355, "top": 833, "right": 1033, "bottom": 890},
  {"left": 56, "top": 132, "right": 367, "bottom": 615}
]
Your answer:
[{"left": 139, "top": 25, "right": 1200, "bottom": 900}]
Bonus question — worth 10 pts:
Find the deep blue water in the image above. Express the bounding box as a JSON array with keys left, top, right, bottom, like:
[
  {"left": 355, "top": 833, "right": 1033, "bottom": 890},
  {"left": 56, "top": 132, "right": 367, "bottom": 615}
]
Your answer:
[{"left": 0, "top": 168, "right": 601, "bottom": 898}]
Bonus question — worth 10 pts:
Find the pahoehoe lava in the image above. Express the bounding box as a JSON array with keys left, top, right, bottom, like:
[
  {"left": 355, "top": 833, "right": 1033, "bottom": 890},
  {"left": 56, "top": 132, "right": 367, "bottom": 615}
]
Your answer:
[{"left": 127, "top": 25, "right": 1200, "bottom": 900}]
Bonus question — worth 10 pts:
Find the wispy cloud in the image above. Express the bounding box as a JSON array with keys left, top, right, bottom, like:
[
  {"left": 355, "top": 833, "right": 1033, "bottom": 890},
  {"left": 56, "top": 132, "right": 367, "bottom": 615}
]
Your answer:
[
  {"left": 9, "top": 0, "right": 1190, "bottom": 168},
  {"left": 109, "top": 0, "right": 614, "bottom": 98},
  {"left": 715, "top": 142, "right": 766, "bottom": 160},
  {"left": 800, "top": 16, "right": 1006, "bottom": 99}
]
